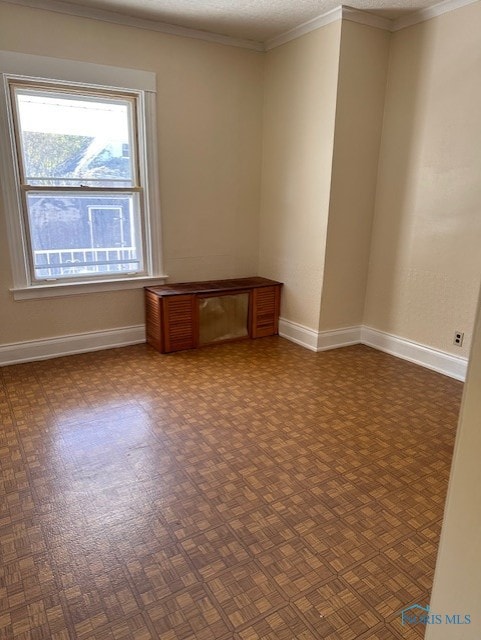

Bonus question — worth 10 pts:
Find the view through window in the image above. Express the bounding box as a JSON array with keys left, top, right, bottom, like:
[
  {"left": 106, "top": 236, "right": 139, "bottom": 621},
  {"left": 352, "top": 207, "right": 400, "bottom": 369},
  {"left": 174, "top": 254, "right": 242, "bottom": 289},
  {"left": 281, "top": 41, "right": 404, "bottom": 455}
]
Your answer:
[{"left": 11, "top": 83, "right": 145, "bottom": 280}]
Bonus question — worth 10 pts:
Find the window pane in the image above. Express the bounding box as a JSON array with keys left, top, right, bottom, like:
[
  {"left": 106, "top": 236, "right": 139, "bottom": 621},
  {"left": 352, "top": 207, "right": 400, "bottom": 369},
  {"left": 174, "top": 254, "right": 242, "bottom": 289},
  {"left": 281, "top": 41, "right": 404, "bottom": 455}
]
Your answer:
[
  {"left": 26, "top": 192, "right": 143, "bottom": 279},
  {"left": 14, "top": 87, "right": 135, "bottom": 187}
]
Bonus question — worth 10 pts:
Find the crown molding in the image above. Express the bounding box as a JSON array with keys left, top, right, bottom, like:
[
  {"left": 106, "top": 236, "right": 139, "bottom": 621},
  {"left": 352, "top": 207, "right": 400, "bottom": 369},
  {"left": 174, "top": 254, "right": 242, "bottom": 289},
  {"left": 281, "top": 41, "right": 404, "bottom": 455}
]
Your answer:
[
  {"left": 264, "top": 0, "right": 479, "bottom": 49},
  {"left": 1, "top": 0, "right": 264, "bottom": 51},
  {"left": 342, "top": 5, "right": 393, "bottom": 30},
  {"left": 2, "top": 0, "right": 479, "bottom": 52},
  {"left": 264, "top": 5, "right": 393, "bottom": 51},
  {"left": 391, "top": 0, "right": 480, "bottom": 30},
  {"left": 264, "top": 6, "right": 342, "bottom": 51}
]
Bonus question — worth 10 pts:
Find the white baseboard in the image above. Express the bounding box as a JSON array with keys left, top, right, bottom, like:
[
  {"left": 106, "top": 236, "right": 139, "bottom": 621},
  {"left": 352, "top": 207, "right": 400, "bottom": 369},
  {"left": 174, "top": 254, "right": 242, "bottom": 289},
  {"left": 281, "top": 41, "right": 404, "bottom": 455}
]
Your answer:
[
  {"left": 279, "top": 318, "right": 467, "bottom": 381},
  {"left": 317, "top": 325, "right": 362, "bottom": 351},
  {"left": 279, "top": 318, "right": 361, "bottom": 352},
  {"left": 278, "top": 317, "right": 320, "bottom": 351},
  {"left": 0, "top": 325, "right": 145, "bottom": 366},
  {"left": 0, "top": 320, "right": 468, "bottom": 382},
  {"left": 361, "top": 326, "right": 468, "bottom": 382}
]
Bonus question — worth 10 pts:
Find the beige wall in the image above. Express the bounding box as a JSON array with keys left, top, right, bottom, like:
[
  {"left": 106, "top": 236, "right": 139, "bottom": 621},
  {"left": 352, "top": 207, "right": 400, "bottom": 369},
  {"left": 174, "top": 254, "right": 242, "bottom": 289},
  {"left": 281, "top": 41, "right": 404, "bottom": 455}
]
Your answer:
[
  {"left": 1, "top": 1, "right": 481, "bottom": 361},
  {"left": 319, "top": 21, "right": 390, "bottom": 331},
  {"left": 0, "top": 3, "right": 264, "bottom": 344},
  {"left": 258, "top": 22, "right": 341, "bottom": 330},
  {"left": 426, "top": 286, "right": 481, "bottom": 637},
  {"left": 364, "top": 2, "right": 481, "bottom": 357}
]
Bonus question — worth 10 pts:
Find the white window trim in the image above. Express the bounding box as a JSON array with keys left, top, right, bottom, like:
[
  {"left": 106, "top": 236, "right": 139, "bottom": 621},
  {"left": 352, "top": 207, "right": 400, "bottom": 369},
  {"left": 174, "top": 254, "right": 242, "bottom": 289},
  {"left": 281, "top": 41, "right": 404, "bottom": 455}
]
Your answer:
[{"left": 0, "top": 51, "right": 167, "bottom": 300}]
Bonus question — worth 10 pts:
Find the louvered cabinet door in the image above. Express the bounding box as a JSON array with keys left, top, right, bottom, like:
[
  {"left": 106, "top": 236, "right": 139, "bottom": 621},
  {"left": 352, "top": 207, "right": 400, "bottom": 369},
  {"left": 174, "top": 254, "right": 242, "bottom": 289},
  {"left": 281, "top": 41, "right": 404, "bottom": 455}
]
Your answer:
[
  {"left": 162, "top": 295, "right": 197, "bottom": 353},
  {"left": 251, "top": 285, "right": 281, "bottom": 338},
  {"left": 145, "top": 290, "right": 162, "bottom": 351}
]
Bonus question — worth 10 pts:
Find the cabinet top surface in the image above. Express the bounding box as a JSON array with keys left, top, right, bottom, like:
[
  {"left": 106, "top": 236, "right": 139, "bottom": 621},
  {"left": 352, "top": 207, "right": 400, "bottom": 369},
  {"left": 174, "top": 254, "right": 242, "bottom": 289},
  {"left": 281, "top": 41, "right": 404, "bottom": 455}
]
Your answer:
[{"left": 145, "top": 277, "right": 282, "bottom": 297}]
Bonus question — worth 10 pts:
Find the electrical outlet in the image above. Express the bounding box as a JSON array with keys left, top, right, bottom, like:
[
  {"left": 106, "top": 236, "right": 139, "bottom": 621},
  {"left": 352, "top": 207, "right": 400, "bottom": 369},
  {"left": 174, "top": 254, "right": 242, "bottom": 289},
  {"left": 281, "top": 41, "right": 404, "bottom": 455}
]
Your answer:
[{"left": 454, "top": 331, "right": 464, "bottom": 347}]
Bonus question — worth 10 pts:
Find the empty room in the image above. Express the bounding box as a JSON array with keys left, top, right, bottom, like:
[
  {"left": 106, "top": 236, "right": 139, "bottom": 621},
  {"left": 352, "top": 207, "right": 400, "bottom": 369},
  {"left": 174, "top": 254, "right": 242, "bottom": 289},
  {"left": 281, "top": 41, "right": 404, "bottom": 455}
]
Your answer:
[{"left": 0, "top": 0, "right": 480, "bottom": 638}]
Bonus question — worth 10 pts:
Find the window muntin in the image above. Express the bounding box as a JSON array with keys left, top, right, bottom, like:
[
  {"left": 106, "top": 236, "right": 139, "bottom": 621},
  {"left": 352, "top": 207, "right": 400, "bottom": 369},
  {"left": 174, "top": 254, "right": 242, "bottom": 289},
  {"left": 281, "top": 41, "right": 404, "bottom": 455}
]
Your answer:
[{"left": 8, "top": 80, "right": 146, "bottom": 281}]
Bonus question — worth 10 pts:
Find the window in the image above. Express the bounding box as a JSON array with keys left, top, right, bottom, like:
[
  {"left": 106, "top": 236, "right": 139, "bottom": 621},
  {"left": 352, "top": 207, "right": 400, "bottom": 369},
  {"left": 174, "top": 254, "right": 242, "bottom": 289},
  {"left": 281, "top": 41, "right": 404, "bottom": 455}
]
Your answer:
[
  {"left": 11, "top": 82, "right": 144, "bottom": 280},
  {"left": 0, "top": 52, "right": 165, "bottom": 299}
]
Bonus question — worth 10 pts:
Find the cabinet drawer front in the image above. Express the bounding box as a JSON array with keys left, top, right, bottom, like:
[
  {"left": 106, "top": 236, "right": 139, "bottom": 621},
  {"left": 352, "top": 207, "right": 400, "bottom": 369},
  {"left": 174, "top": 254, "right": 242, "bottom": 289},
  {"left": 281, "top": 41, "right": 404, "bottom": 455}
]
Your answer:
[
  {"left": 252, "top": 286, "right": 280, "bottom": 338},
  {"left": 163, "top": 295, "right": 196, "bottom": 352}
]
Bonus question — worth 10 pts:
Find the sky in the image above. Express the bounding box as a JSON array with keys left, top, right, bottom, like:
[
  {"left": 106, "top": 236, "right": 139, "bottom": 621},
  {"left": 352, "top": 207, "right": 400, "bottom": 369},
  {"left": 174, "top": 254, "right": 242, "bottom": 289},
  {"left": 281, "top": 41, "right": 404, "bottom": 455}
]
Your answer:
[{"left": 16, "top": 89, "right": 131, "bottom": 143}]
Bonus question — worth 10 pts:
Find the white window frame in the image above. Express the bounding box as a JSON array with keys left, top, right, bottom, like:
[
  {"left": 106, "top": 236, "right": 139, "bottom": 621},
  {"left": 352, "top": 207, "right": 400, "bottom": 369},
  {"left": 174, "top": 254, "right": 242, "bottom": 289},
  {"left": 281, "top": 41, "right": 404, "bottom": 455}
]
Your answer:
[{"left": 0, "top": 51, "right": 166, "bottom": 300}]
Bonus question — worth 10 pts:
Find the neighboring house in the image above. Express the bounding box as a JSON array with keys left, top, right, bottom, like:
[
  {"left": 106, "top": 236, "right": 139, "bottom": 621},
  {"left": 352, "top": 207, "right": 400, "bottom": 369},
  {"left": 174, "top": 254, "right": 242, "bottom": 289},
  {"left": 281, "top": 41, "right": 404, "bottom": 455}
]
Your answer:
[{"left": 27, "top": 136, "right": 137, "bottom": 276}]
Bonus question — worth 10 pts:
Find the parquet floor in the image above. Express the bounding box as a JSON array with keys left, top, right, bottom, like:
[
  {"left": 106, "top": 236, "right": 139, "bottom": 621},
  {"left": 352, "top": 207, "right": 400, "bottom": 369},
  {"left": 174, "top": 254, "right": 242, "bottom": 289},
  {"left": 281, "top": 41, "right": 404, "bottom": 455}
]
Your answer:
[{"left": 0, "top": 338, "right": 463, "bottom": 639}]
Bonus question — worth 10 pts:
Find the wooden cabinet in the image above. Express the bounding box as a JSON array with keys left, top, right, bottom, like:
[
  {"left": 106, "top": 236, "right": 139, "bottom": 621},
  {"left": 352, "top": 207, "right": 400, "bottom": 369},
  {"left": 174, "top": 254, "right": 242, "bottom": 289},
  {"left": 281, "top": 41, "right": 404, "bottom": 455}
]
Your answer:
[{"left": 145, "top": 277, "right": 282, "bottom": 353}]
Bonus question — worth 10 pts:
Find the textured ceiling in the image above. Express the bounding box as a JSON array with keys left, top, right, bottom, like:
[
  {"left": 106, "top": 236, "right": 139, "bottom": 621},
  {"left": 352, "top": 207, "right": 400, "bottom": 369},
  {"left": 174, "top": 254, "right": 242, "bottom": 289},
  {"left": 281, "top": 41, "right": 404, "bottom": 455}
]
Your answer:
[{"left": 27, "top": 0, "right": 450, "bottom": 42}]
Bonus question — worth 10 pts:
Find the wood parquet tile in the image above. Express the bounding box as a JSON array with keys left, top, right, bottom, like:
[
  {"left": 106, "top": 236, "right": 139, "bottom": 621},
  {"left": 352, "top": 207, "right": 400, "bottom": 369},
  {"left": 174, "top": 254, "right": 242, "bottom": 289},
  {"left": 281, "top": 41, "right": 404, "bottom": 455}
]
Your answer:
[
  {"left": 0, "top": 339, "right": 462, "bottom": 639},
  {"left": 293, "top": 578, "right": 382, "bottom": 639},
  {"left": 236, "top": 605, "right": 318, "bottom": 639}
]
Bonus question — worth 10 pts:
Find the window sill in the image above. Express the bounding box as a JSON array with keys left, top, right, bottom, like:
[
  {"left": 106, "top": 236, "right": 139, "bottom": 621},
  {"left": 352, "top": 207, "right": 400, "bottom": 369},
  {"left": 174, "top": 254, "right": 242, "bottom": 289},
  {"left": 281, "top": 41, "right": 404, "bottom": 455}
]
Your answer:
[{"left": 11, "top": 275, "right": 169, "bottom": 300}]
